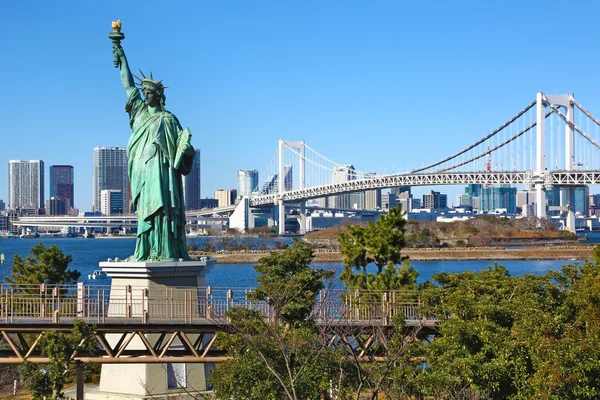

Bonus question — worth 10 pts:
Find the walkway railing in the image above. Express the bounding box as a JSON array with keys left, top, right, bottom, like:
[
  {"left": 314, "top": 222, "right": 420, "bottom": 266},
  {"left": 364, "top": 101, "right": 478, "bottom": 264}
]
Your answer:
[{"left": 0, "top": 284, "right": 430, "bottom": 326}]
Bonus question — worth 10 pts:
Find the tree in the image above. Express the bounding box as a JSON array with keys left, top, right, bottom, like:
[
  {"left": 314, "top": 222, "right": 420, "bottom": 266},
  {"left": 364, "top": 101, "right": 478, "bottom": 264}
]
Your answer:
[
  {"left": 404, "top": 249, "right": 600, "bottom": 399},
  {"left": 210, "top": 240, "right": 354, "bottom": 399},
  {"left": 339, "top": 205, "right": 417, "bottom": 291},
  {"left": 5, "top": 243, "right": 80, "bottom": 289},
  {"left": 20, "top": 320, "right": 96, "bottom": 400}
]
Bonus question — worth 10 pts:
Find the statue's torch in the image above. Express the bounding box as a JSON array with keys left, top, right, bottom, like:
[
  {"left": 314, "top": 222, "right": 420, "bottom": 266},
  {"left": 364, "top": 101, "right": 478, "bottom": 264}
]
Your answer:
[{"left": 109, "top": 20, "right": 125, "bottom": 68}]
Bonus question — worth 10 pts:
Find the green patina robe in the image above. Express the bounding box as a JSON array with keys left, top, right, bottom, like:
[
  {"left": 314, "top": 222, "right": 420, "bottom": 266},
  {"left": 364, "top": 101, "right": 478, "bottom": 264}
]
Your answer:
[{"left": 125, "top": 87, "right": 193, "bottom": 261}]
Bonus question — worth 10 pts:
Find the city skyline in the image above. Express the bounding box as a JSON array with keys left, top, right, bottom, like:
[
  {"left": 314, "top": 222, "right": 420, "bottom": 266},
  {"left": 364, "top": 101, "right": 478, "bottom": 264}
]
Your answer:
[{"left": 3, "top": 2, "right": 600, "bottom": 208}]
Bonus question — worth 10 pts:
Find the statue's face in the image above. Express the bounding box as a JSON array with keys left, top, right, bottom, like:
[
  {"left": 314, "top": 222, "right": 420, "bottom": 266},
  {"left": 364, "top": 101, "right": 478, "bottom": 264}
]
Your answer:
[{"left": 143, "top": 89, "right": 160, "bottom": 107}]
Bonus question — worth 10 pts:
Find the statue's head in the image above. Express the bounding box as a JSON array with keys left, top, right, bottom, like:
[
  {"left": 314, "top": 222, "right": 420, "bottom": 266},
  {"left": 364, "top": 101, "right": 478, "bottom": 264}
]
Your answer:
[{"left": 133, "top": 70, "right": 168, "bottom": 107}]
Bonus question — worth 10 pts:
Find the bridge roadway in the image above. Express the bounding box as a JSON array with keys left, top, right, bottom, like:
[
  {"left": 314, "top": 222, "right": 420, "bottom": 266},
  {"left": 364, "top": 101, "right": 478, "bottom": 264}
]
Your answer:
[
  {"left": 249, "top": 170, "right": 600, "bottom": 206},
  {"left": 0, "top": 284, "right": 436, "bottom": 364}
]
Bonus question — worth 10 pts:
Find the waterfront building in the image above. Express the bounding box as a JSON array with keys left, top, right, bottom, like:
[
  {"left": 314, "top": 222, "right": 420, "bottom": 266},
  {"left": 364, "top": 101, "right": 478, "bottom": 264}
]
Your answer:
[
  {"left": 456, "top": 194, "right": 470, "bottom": 208},
  {"left": 574, "top": 186, "right": 589, "bottom": 216},
  {"left": 465, "top": 184, "right": 483, "bottom": 198},
  {"left": 364, "top": 173, "right": 382, "bottom": 210},
  {"left": 46, "top": 197, "right": 67, "bottom": 216},
  {"left": 49, "top": 165, "right": 74, "bottom": 211},
  {"left": 391, "top": 186, "right": 411, "bottom": 197},
  {"left": 422, "top": 190, "right": 447, "bottom": 210},
  {"left": 516, "top": 190, "right": 531, "bottom": 209},
  {"left": 100, "top": 189, "right": 124, "bottom": 215},
  {"left": 93, "top": 147, "right": 129, "bottom": 213},
  {"left": 329, "top": 165, "right": 356, "bottom": 209},
  {"left": 183, "top": 149, "right": 201, "bottom": 210},
  {"left": 412, "top": 198, "right": 421, "bottom": 210},
  {"left": 238, "top": 169, "right": 259, "bottom": 198},
  {"left": 480, "top": 185, "right": 517, "bottom": 214},
  {"left": 589, "top": 194, "right": 600, "bottom": 216},
  {"left": 8, "top": 160, "right": 44, "bottom": 210},
  {"left": 215, "top": 189, "right": 237, "bottom": 207},
  {"left": 381, "top": 193, "right": 398, "bottom": 210}
]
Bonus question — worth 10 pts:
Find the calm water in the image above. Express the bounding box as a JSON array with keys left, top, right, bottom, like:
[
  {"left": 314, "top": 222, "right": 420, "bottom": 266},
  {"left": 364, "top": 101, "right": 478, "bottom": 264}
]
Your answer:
[{"left": 0, "top": 237, "right": 588, "bottom": 287}]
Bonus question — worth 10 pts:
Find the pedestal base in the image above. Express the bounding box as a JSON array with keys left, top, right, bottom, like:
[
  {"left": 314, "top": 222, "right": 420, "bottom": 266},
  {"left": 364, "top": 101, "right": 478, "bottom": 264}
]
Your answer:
[{"left": 92, "top": 259, "right": 216, "bottom": 398}]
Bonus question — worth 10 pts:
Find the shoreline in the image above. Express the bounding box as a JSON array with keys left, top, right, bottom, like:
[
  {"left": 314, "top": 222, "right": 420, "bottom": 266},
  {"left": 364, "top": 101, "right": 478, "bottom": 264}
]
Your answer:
[{"left": 195, "top": 246, "right": 596, "bottom": 264}]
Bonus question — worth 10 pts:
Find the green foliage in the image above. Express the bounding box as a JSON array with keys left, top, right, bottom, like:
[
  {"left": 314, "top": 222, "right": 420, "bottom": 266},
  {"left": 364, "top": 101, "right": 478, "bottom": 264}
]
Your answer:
[
  {"left": 20, "top": 320, "right": 96, "bottom": 400},
  {"left": 405, "top": 249, "right": 600, "bottom": 399},
  {"left": 5, "top": 243, "right": 80, "bottom": 288},
  {"left": 210, "top": 240, "right": 351, "bottom": 400},
  {"left": 339, "top": 205, "right": 418, "bottom": 291},
  {"left": 248, "top": 239, "right": 334, "bottom": 326}
]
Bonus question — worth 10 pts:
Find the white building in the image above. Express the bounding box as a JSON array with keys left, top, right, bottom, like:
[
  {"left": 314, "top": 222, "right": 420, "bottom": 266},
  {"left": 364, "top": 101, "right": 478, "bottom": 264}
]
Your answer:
[
  {"left": 9, "top": 160, "right": 44, "bottom": 209},
  {"left": 100, "top": 189, "right": 123, "bottom": 216}
]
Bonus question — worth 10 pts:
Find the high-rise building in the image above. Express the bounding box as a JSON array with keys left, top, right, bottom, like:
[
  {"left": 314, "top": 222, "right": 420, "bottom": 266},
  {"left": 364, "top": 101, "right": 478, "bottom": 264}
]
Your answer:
[
  {"left": 8, "top": 160, "right": 45, "bottom": 209},
  {"left": 364, "top": 173, "right": 381, "bottom": 210},
  {"left": 238, "top": 169, "right": 259, "bottom": 198},
  {"left": 0, "top": 200, "right": 5, "bottom": 211},
  {"left": 46, "top": 197, "right": 67, "bottom": 216},
  {"left": 480, "top": 185, "right": 517, "bottom": 214},
  {"left": 100, "top": 189, "right": 124, "bottom": 215},
  {"left": 422, "top": 190, "right": 447, "bottom": 210},
  {"left": 184, "top": 149, "right": 201, "bottom": 210},
  {"left": 49, "top": 165, "right": 74, "bottom": 211},
  {"left": 574, "top": 186, "right": 589, "bottom": 216},
  {"left": 93, "top": 147, "right": 129, "bottom": 213},
  {"left": 516, "top": 191, "right": 531, "bottom": 209},
  {"left": 329, "top": 165, "right": 356, "bottom": 209},
  {"left": 215, "top": 189, "right": 237, "bottom": 207},
  {"left": 391, "top": 186, "right": 411, "bottom": 197}
]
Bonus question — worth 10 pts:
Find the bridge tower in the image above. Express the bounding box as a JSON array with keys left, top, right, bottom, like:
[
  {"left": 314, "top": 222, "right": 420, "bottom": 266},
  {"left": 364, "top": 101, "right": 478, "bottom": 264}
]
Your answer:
[
  {"left": 278, "top": 139, "right": 306, "bottom": 235},
  {"left": 539, "top": 93, "right": 576, "bottom": 230}
]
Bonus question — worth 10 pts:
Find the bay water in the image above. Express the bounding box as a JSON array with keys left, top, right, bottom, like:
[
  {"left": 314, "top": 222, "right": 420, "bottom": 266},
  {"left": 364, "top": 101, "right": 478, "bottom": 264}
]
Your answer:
[{"left": 0, "top": 237, "right": 590, "bottom": 288}]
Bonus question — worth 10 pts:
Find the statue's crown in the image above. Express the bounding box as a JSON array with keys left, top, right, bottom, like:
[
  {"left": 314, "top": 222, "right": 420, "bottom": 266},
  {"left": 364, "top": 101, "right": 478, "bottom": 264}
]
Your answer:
[{"left": 133, "top": 70, "right": 169, "bottom": 94}]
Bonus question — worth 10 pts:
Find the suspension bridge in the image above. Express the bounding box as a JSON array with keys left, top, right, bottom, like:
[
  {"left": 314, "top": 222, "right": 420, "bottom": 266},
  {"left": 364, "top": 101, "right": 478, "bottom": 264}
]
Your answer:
[
  {"left": 13, "top": 92, "right": 600, "bottom": 234},
  {"left": 234, "top": 92, "right": 600, "bottom": 233}
]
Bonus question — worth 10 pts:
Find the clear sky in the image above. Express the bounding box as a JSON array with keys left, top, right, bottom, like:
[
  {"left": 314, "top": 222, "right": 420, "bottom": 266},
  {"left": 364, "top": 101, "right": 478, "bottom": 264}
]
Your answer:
[{"left": 2, "top": 0, "right": 600, "bottom": 210}]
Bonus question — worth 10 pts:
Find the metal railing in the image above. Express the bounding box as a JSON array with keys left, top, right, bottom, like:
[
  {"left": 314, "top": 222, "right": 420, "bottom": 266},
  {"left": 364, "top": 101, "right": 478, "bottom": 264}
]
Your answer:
[{"left": 0, "top": 284, "right": 430, "bottom": 326}]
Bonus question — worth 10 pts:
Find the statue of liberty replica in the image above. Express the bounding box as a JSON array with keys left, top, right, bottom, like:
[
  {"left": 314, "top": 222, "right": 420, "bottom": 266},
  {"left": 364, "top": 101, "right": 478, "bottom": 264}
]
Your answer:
[
  {"left": 110, "top": 20, "right": 194, "bottom": 261},
  {"left": 94, "top": 21, "right": 213, "bottom": 399}
]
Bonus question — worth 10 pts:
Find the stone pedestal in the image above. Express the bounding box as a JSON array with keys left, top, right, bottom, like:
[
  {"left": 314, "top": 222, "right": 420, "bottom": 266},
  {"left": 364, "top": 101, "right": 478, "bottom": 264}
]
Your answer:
[{"left": 87, "top": 258, "right": 216, "bottom": 400}]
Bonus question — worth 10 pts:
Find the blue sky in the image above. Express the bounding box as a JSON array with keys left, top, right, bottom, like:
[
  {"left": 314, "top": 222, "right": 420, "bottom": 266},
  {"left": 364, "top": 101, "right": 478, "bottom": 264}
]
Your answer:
[{"left": 2, "top": 0, "right": 600, "bottom": 210}]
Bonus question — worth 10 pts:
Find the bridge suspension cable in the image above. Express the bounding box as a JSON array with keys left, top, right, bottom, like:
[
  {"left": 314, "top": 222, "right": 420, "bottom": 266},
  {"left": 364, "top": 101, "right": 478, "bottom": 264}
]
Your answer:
[
  {"left": 256, "top": 148, "right": 279, "bottom": 194},
  {"left": 411, "top": 100, "right": 536, "bottom": 173},
  {"left": 573, "top": 99, "right": 600, "bottom": 128},
  {"left": 544, "top": 99, "right": 600, "bottom": 152},
  {"left": 437, "top": 111, "right": 552, "bottom": 172}
]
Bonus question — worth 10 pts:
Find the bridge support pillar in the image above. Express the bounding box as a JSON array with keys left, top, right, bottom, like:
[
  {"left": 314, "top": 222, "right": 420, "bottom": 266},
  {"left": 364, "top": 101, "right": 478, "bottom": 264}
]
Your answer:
[
  {"left": 300, "top": 201, "right": 306, "bottom": 234},
  {"left": 278, "top": 202, "right": 286, "bottom": 235},
  {"left": 535, "top": 185, "right": 546, "bottom": 219},
  {"left": 535, "top": 92, "right": 547, "bottom": 219}
]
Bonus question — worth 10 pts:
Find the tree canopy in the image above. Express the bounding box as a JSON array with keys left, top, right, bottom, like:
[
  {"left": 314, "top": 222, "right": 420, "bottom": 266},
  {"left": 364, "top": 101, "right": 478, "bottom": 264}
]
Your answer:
[
  {"left": 5, "top": 243, "right": 80, "bottom": 288},
  {"left": 339, "top": 205, "right": 418, "bottom": 291}
]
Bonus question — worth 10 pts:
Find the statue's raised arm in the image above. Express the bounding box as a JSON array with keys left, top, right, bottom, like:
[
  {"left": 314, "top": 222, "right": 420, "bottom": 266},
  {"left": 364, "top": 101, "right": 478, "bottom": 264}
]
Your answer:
[
  {"left": 113, "top": 44, "right": 135, "bottom": 93},
  {"left": 109, "top": 20, "right": 135, "bottom": 93}
]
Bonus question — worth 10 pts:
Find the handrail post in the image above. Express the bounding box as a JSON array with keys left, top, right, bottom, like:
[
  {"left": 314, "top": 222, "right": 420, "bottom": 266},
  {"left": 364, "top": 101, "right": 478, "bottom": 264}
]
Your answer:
[
  {"left": 126, "top": 285, "right": 132, "bottom": 319},
  {"left": 40, "top": 283, "right": 46, "bottom": 318},
  {"left": 227, "top": 290, "right": 233, "bottom": 312},
  {"left": 206, "top": 286, "right": 212, "bottom": 319},
  {"left": 77, "top": 282, "right": 84, "bottom": 318},
  {"left": 142, "top": 288, "right": 149, "bottom": 323}
]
